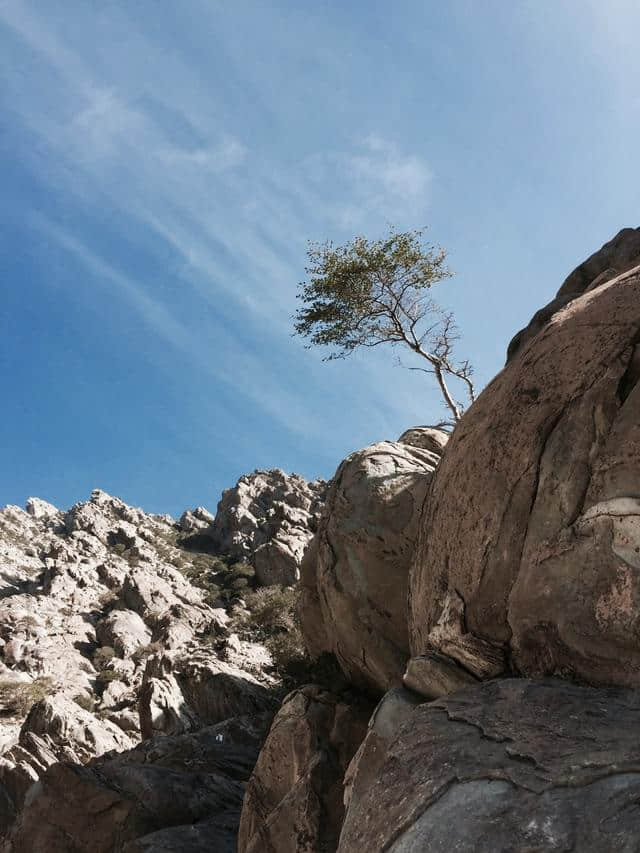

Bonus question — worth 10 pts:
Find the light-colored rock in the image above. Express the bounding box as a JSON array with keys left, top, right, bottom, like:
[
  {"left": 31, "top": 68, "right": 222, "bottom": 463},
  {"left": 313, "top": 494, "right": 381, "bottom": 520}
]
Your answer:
[
  {"left": 178, "top": 507, "right": 215, "bottom": 534},
  {"left": 96, "top": 609, "right": 152, "bottom": 659},
  {"left": 139, "top": 650, "right": 276, "bottom": 740},
  {"left": 237, "top": 685, "right": 371, "bottom": 853},
  {"left": 507, "top": 226, "right": 640, "bottom": 361},
  {"left": 410, "top": 253, "right": 640, "bottom": 686},
  {"left": 338, "top": 678, "right": 640, "bottom": 853},
  {"left": 0, "top": 694, "right": 134, "bottom": 837},
  {"left": 397, "top": 426, "right": 450, "bottom": 454},
  {"left": 24, "top": 499, "right": 61, "bottom": 524},
  {"left": 302, "top": 438, "right": 446, "bottom": 692},
  {"left": 208, "top": 469, "right": 326, "bottom": 586}
]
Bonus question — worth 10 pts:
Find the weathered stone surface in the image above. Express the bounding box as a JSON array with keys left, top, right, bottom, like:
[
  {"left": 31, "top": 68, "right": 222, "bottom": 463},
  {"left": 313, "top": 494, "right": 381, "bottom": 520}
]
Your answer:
[
  {"left": 237, "top": 685, "right": 371, "bottom": 853},
  {"left": 397, "top": 426, "right": 449, "bottom": 454},
  {"left": 139, "top": 650, "right": 276, "bottom": 740},
  {"left": 0, "top": 694, "right": 135, "bottom": 838},
  {"left": 402, "top": 653, "right": 477, "bottom": 700},
  {"left": 410, "top": 260, "right": 640, "bottom": 686},
  {"left": 7, "top": 714, "right": 271, "bottom": 853},
  {"left": 303, "top": 438, "right": 446, "bottom": 693},
  {"left": 208, "top": 469, "right": 326, "bottom": 585},
  {"left": 507, "top": 226, "right": 640, "bottom": 361},
  {"left": 0, "top": 487, "right": 278, "bottom": 847},
  {"left": 339, "top": 678, "right": 640, "bottom": 853}
]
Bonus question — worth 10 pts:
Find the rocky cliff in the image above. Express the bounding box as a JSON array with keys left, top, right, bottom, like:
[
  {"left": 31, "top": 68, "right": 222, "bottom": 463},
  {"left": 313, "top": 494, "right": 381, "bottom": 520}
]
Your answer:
[
  {"left": 0, "top": 471, "right": 323, "bottom": 850},
  {"left": 5, "top": 229, "right": 640, "bottom": 852}
]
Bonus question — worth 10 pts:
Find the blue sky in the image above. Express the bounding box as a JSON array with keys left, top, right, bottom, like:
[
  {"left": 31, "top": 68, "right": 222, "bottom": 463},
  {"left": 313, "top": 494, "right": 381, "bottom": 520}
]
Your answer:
[{"left": 1, "top": 0, "right": 639, "bottom": 516}]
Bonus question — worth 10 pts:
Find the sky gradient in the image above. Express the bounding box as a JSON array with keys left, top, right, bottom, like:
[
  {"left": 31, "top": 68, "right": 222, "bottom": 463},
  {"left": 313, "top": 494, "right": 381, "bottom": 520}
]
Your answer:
[{"left": 2, "top": 0, "right": 639, "bottom": 516}]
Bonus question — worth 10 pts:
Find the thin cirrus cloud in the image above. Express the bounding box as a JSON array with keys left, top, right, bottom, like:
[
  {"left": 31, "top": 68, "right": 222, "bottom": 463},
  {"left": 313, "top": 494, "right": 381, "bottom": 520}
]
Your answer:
[{"left": 1, "top": 0, "right": 440, "bottom": 449}]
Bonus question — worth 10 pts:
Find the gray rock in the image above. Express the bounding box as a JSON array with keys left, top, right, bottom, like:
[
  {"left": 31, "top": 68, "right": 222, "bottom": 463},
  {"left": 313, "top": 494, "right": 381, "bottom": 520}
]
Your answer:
[
  {"left": 7, "top": 714, "right": 272, "bottom": 853},
  {"left": 339, "top": 678, "right": 640, "bottom": 853}
]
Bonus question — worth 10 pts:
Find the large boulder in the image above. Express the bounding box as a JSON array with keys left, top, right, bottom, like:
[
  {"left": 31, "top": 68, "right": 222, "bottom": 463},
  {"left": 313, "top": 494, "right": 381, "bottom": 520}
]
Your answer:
[
  {"left": 6, "top": 714, "right": 271, "bottom": 853},
  {"left": 302, "top": 436, "right": 446, "bottom": 693},
  {"left": 507, "top": 226, "right": 640, "bottom": 361},
  {"left": 338, "top": 678, "right": 640, "bottom": 852},
  {"left": 207, "top": 469, "right": 327, "bottom": 586},
  {"left": 237, "top": 685, "right": 371, "bottom": 853},
  {"left": 410, "top": 249, "right": 640, "bottom": 686}
]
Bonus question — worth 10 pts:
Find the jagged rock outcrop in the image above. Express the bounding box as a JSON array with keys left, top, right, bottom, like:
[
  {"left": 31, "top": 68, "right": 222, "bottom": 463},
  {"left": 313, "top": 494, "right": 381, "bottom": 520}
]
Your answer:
[
  {"left": 301, "top": 435, "right": 447, "bottom": 693},
  {"left": 6, "top": 713, "right": 272, "bottom": 853},
  {"left": 410, "top": 247, "right": 640, "bottom": 687},
  {"left": 0, "top": 488, "right": 278, "bottom": 847},
  {"left": 507, "top": 226, "right": 640, "bottom": 361},
  {"left": 207, "top": 469, "right": 326, "bottom": 586},
  {"left": 139, "top": 649, "right": 276, "bottom": 740},
  {"left": 0, "top": 694, "right": 135, "bottom": 836},
  {"left": 338, "top": 679, "right": 640, "bottom": 852},
  {"left": 237, "top": 685, "right": 371, "bottom": 853}
]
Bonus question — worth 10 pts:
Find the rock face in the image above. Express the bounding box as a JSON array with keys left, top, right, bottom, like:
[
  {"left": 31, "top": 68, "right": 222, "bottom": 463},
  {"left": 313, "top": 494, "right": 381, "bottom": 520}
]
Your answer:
[
  {"left": 0, "top": 488, "right": 278, "bottom": 848},
  {"left": 302, "top": 436, "right": 447, "bottom": 693},
  {"left": 7, "top": 713, "right": 272, "bottom": 853},
  {"left": 237, "top": 685, "right": 371, "bottom": 853},
  {"left": 207, "top": 470, "right": 327, "bottom": 586},
  {"left": 410, "top": 253, "right": 640, "bottom": 686},
  {"left": 339, "top": 678, "right": 640, "bottom": 852},
  {"left": 507, "top": 226, "right": 640, "bottom": 361}
]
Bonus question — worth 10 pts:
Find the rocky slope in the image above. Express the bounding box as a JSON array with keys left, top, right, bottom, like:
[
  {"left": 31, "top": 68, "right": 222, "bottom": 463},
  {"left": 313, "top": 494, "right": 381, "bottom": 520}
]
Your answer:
[
  {"left": 206, "top": 469, "right": 327, "bottom": 586},
  {"left": 236, "top": 229, "right": 640, "bottom": 853},
  {"left": 0, "top": 472, "right": 322, "bottom": 850},
  {"left": 5, "top": 229, "right": 640, "bottom": 852}
]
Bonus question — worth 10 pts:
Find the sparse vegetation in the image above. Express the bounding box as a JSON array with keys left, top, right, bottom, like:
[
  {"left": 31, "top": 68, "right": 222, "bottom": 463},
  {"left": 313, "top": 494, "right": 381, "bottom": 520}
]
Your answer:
[
  {"left": 0, "top": 677, "right": 56, "bottom": 717},
  {"left": 73, "top": 692, "right": 95, "bottom": 712},
  {"left": 132, "top": 640, "right": 163, "bottom": 664},
  {"left": 93, "top": 645, "right": 116, "bottom": 669},
  {"left": 231, "top": 586, "right": 342, "bottom": 688}
]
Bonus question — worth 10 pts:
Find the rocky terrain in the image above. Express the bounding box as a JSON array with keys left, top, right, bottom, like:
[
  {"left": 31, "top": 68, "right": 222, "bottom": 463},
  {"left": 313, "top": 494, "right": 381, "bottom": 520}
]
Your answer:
[
  {"left": 4, "top": 229, "right": 640, "bottom": 851},
  {"left": 0, "top": 469, "right": 325, "bottom": 850}
]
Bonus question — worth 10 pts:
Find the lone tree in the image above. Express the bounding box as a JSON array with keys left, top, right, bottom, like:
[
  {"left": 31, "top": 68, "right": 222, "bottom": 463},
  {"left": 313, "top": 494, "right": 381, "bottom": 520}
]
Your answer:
[{"left": 293, "top": 227, "right": 475, "bottom": 423}]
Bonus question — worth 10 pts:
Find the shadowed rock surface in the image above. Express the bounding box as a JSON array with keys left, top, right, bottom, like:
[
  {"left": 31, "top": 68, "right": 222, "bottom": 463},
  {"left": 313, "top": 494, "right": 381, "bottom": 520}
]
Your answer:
[
  {"left": 237, "top": 685, "right": 372, "bottom": 853},
  {"left": 410, "top": 260, "right": 640, "bottom": 686},
  {"left": 339, "top": 678, "right": 640, "bottom": 853},
  {"left": 6, "top": 713, "right": 273, "bottom": 853},
  {"left": 301, "top": 435, "right": 447, "bottom": 693}
]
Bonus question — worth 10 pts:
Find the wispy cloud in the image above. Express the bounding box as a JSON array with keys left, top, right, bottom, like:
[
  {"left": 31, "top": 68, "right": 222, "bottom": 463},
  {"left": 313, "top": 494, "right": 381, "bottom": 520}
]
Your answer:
[{"left": 0, "top": 0, "right": 437, "bottom": 451}]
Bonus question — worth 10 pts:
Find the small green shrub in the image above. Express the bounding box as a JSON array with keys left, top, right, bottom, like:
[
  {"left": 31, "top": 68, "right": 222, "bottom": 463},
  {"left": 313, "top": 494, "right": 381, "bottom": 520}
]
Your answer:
[
  {"left": 93, "top": 645, "right": 116, "bottom": 669},
  {"left": 132, "top": 641, "right": 163, "bottom": 664},
  {"left": 73, "top": 692, "right": 95, "bottom": 712},
  {"left": 0, "top": 677, "right": 56, "bottom": 717}
]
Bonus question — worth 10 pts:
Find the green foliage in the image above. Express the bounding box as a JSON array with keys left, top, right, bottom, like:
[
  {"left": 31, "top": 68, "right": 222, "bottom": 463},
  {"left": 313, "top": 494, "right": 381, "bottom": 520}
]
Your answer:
[
  {"left": 96, "top": 669, "right": 121, "bottom": 685},
  {"left": 294, "top": 227, "right": 450, "bottom": 358},
  {"left": 232, "top": 586, "right": 342, "bottom": 688},
  {"left": 0, "top": 677, "right": 56, "bottom": 717},
  {"left": 179, "top": 552, "right": 256, "bottom": 607},
  {"left": 294, "top": 226, "right": 474, "bottom": 422}
]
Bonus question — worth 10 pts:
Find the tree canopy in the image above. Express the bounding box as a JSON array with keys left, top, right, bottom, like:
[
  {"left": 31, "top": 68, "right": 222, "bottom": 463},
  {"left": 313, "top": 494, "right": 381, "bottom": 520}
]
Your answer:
[{"left": 293, "top": 227, "right": 474, "bottom": 423}]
